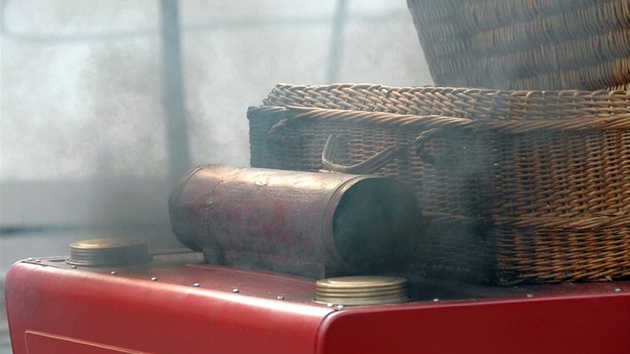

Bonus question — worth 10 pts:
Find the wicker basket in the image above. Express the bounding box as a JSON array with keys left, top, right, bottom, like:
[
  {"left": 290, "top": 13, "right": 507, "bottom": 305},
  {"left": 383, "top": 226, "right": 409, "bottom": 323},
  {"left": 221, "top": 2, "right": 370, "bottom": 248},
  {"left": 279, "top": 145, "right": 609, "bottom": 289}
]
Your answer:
[
  {"left": 406, "top": 0, "right": 630, "bottom": 90},
  {"left": 248, "top": 84, "right": 630, "bottom": 284}
]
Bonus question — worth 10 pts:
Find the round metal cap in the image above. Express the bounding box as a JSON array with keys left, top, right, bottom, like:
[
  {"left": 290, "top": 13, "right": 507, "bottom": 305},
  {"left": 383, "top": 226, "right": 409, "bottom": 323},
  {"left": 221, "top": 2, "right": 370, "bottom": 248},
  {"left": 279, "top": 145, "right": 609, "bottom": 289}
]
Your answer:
[
  {"left": 67, "top": 238, "right": 152, "bottom": 266},
  {"left": 315, "top": 276, "right": 410, "bottom": 305}
]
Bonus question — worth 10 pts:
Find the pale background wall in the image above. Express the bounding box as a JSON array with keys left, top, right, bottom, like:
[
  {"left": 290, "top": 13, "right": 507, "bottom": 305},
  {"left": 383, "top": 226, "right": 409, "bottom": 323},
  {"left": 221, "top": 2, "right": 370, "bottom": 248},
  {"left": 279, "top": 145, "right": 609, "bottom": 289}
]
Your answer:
[
  {"left": 0, "top": 1, "right": 432, "bottom": 349},
  {"left": 1, "top": 0, "right": 431, "bottom": 229}
]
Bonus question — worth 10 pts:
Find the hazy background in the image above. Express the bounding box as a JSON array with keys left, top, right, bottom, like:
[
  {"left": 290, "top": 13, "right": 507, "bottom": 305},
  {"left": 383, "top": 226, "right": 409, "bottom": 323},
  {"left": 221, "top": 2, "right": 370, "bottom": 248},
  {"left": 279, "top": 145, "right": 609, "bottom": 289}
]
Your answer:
[
  {"left": 1, "top": 0, "right": 431, "bottom": 247},
  {"left": 0, "top": 1, "right": 433, "bottom": 349}
]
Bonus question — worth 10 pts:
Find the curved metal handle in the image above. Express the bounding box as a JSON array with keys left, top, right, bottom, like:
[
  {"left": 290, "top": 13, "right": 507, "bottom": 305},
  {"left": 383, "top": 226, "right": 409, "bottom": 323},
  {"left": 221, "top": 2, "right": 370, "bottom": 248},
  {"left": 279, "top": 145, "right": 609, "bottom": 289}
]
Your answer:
[{"left": 321, "top": 134, "right": 407, "bottom": 174}]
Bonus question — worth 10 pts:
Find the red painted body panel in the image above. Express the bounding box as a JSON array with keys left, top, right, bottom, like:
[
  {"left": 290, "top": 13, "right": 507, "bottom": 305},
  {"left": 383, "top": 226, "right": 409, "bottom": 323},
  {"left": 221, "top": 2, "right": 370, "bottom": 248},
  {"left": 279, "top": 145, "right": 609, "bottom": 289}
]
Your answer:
[
  {"left": 318, "top": 294, "right": 630, "bottom": 354},
  {"left": 5, "top": 256, "right": 332, "bottom": 354},
  {"left": 25, "top": 331, "right": 147, "bottom": 353},
  {"left": 6, "top": 255, "right": 630, "bottom": 354}
]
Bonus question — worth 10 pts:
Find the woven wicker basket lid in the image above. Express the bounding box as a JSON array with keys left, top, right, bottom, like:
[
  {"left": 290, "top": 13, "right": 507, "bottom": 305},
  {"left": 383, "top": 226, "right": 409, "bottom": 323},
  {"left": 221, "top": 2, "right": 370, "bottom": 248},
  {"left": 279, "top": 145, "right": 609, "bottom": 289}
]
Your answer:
[{"left": 407, "top": 0, "right": 630, "bottom": 90}]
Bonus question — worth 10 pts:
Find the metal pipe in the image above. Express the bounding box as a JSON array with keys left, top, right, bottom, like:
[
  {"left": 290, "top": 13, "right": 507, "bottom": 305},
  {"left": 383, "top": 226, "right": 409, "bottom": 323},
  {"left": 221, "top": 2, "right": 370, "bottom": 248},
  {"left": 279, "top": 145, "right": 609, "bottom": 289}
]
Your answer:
[
  {"left": 327, "top": 0, "right": 348, "bottom": 84},
  {"left": 160, "top": 0, "right": 190, "bottom": 187},
  {"left": 169, "top": 165, "right": 421, "bottom": 278}
]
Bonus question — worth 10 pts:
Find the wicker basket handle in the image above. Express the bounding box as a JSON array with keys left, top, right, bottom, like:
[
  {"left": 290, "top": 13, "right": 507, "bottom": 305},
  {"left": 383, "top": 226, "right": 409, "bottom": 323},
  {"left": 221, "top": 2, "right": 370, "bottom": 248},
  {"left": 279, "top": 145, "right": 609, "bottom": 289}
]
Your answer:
[
  {"left": 413, "top": 128, "right": 441, "bottom": 165},
  {"left": 321, "top": 134, "right": 407, "bottom": 174},
  {"left": 321, "top": 131, "right": 440, "bottom": 174},
  {"left": 265, "top": 118, "right": 301, "bottom": 146}
]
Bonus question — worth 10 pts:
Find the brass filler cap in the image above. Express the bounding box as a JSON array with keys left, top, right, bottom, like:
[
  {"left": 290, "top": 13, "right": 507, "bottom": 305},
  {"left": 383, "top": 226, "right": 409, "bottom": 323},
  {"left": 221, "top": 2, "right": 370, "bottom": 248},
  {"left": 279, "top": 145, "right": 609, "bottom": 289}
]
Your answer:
[
  {"left": 67, "top": 238, "right": 151, "bottom": 266},
  {"left": 315, "top": 275, "right": 411, "bottom": 306}
]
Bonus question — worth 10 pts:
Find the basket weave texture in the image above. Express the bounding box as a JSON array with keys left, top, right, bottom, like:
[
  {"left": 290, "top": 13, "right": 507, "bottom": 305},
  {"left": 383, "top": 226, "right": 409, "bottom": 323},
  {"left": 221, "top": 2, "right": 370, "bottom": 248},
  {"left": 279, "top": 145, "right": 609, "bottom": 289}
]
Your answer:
[
  {"left": 406, "top": 0, "right": 630, "bottom": 90},
  {"left": 248, "top": 84, "right": 630, "bottom": 284}
]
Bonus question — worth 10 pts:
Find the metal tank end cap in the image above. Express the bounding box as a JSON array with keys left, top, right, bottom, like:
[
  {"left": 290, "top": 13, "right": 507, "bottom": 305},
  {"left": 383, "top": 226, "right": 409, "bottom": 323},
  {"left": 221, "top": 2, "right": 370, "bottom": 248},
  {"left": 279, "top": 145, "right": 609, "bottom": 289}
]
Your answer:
[
  {"left": 315, "top": 275, "right": 411, "bottom": 306},
  {"left": 66, "top": 238, "right": 152, "bottom": 267}
]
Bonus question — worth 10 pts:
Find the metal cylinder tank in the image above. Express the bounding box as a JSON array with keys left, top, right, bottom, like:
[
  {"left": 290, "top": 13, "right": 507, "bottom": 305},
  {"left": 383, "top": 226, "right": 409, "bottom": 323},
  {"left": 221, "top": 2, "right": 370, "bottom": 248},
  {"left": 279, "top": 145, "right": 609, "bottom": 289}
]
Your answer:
[{"left": 169, "top": 165, "right": 421, "bottom": 277}]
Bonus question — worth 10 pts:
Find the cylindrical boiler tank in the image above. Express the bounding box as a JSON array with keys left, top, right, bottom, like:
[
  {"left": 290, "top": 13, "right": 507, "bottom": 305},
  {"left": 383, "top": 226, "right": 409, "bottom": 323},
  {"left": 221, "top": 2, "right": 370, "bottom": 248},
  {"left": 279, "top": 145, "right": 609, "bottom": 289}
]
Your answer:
[{"left": 169, "top": 165, "right": 421, "bottom": 277}]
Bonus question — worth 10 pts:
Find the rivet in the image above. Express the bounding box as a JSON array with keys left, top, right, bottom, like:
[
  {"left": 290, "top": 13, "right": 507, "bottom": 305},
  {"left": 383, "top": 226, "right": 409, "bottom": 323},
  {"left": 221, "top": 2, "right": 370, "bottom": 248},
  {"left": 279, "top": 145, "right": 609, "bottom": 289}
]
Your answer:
[
  {"left": 526, "top": 294, "right": 534, "bottom": 298},
  {"left": 326, "top": 303, "right": 334, "bottom": 308},
  {"left": 433, "top": 298, "right": 440, "bottom": 302},
  {"left": 614, "top": 288, "right": 622, "bottom": 292},
  {"left": 232, "top": 288, "right": 240, "bottom": 293},
  {"left": 71, "top": 265, "right": 77, "bottom": 269},
  {"left": 277, "top": 296, "right": 285, "bottom": 300},
  {"left": 27, "top": 258, "right": 34, "bottom": 261},
  {"left": 150, "top": 276, "right": 158, "bottom": 281},
  {"left": 336, "top": 305, "right": 345, "bottom": 310},
  {"left": 35, "top": 259, "right": 41, "bottom": 262},
  {"left": 193, "top": 283, "right": 200, "bottom": 287},
  {"left": 110, "top": 271, "right": 117, "bottom": 275}
]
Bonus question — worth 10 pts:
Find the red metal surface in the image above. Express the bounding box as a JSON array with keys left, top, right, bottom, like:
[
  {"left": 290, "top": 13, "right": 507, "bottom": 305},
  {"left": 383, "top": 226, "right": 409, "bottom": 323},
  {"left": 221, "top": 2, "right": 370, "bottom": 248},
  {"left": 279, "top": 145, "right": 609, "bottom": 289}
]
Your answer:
[
  {"left": 318, "top": 293, "right": 630, "bottom": 354},
  {"left": 24, "top": 331, "right": 146, "bottom": 353},
  {"left": 6, "top": 256, "right": 630, "bottom": 354},
  {"left": 5, "top": 258, "right": 332, "bottom": 354}
]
